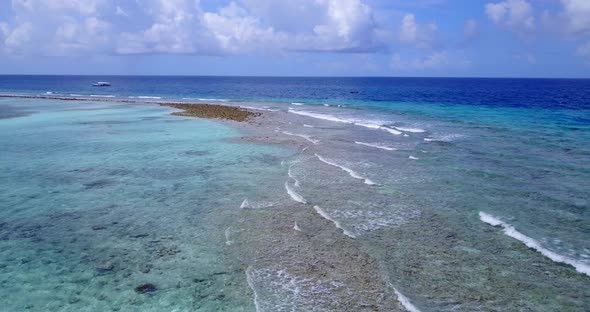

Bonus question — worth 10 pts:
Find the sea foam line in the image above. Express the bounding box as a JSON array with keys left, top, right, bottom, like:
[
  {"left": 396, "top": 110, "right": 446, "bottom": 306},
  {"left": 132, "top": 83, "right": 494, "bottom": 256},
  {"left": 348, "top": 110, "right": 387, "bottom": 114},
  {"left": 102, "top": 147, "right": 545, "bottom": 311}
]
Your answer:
[
  {"left": 479, "top": 212, "right": 590, "bottom": 276},
  {"left": 241, "top": 105, "right": 279, "bottom": 112},
  {"left": 288, "top": 109, "right": 404, "bottom": 136},
  {"left": 288, "top": 165, "right": 300, "bottom": 187},
  {"left": 129, "top": 95, "right": 162, "bottom": 99},
  {"left": 282, "top": 131, "right": 320, "bottom": 144},
  {"left": 198, "top": 98, "right": 229, "bottom": 102},
  {"left": 285, "top": 181, "right": 306, "bottom": 204},
  {"left": 393, "top": 126, "right": 425, "bottom": 133},
  {"left": 313, "top": 206, "right": 356, "bottom": 238},
  {"left": 245, "top": 267, "right": 262, "bottom": 312},
  {"left": 354, "top": 141, "right": 396, "bottom": 151},
  {"left": 388, "top": 284, "right": 421, "bottom": 312},
  {"left": 90, "top": 94, "right": 116, "bottom": 98},
  {"left": 315, "top": 154, "right": 376, "bottom": 185},
  {"left": 240, "top": 198, "right": 276, "bottom": 209}
]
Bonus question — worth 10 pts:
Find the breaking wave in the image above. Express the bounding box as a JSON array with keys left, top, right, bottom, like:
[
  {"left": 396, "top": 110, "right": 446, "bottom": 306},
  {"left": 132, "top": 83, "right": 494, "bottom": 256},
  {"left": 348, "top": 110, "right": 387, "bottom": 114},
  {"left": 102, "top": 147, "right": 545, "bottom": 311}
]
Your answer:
[
  {"left": 388, "top": 284, "right": 421, "bottom": 312},
  {"left": 313, "top": 206, "right": 356, "bottom": 238},
  {"left": 285, "top": 181, "right": 306, "bottom": 204},
  {"left": 288, "top": 109, "right": 404, "bottom": 136},
  {"left": 315, "top": 154, "right": 375, "bottom": 185},
  {"left": 479, "top": 212, "right": 590, "bottom": 276},
  {"left": 354, "top": 141, "right": 396, "bottom": 151}
]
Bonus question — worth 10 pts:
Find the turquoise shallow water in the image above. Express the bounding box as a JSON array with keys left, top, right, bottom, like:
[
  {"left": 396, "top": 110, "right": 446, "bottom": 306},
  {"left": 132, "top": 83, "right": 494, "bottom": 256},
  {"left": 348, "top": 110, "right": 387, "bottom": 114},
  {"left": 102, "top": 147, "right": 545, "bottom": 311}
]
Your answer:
[
  {"left": 0, "top": 98, "right": 291, "bottom": 311},
  {"left": 0, "top": 76, "right": 589, "bottom": 311}
]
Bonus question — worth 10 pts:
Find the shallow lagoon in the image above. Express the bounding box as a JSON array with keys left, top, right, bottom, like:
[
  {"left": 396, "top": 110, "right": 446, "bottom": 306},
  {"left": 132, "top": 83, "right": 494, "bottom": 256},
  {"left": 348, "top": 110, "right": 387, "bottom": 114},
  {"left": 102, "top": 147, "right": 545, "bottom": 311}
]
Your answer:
[{"left": 0, "top": 98, "right": 291, "bottom": 311}]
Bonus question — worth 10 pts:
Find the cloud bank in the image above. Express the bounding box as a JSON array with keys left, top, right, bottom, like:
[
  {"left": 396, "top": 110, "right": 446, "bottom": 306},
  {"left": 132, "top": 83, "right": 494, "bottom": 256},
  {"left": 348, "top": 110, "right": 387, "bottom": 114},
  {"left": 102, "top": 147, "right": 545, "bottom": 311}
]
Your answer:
[{"left": 0, "top": 0, "right": 393, "bottom": 55}]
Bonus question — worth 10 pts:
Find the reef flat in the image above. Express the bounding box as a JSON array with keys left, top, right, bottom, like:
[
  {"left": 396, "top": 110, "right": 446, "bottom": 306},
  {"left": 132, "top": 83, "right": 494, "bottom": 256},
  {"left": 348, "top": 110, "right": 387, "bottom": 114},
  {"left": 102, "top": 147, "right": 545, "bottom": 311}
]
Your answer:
[{"left": 161, "top": 103, "right": 260, "bottom": 122}]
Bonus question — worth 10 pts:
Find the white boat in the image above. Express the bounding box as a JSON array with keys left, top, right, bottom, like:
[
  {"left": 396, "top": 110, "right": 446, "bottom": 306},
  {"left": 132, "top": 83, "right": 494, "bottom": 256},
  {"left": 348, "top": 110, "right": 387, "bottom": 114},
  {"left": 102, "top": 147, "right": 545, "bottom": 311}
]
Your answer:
[{"left": 92, "top": 82, "right": 111, "bottom": 87}]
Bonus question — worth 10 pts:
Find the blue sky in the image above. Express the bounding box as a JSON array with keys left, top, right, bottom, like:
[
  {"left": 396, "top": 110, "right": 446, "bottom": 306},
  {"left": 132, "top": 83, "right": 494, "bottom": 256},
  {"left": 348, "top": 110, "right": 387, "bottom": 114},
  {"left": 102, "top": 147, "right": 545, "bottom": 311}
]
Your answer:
[{"left": 0, "top": 0, "right": 589, "bottom": 77}]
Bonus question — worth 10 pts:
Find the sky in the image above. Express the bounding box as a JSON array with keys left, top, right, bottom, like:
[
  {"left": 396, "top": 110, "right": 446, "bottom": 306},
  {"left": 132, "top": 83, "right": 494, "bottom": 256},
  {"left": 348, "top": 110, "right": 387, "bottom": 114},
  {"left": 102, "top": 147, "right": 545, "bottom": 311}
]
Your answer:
[{"left": 0, "top": 0, "right": 589, "bottom": 77}]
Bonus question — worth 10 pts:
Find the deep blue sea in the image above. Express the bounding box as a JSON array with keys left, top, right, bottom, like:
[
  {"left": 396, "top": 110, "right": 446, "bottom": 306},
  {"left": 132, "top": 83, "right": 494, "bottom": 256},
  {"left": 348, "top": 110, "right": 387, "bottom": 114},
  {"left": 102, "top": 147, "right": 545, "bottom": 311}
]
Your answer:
[{"left": 0, "top": 76, "right": 589, "bottom": 311}]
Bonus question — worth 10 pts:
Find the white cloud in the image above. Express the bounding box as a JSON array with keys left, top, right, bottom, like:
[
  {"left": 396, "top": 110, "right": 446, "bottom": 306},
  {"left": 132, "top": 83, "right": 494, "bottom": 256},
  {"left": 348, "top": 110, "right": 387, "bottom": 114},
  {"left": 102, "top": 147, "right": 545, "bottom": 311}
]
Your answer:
[
  {"left": 310, "top": 0, "right": 381, "bottom": 51},
  {"left": 485, "top": 0, "right": 534, "bottom": 34},
  {"left": 0, "top": 0, "right": 423, "bottom": 57},
  {"left": 400, "top": 14, "right": 417, "bottom": 42},
  {"left": 560, "top": 0, "right": 590, "bottom": 35},
  {"left": 202, "top": 3, "right": 279, "bottom": 54},
  {"left": 117, "top": 0, "right": 217, "bottom": 54},
  {"left": 119, "top": 0, "right": 387, "bottom": 54},
  {"left": 2, "top": 0, "right": 113, "bottom": 55},
  {"left": 398, "top": 13, "right": 437, "bottom": 49}
]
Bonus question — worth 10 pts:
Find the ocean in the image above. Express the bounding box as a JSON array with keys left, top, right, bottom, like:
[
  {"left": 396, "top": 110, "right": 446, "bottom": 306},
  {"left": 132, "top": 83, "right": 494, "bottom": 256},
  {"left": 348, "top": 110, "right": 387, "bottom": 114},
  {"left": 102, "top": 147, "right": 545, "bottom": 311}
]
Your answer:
[{"left": 0, "top": 76, "right": 589, "bottom": 311}]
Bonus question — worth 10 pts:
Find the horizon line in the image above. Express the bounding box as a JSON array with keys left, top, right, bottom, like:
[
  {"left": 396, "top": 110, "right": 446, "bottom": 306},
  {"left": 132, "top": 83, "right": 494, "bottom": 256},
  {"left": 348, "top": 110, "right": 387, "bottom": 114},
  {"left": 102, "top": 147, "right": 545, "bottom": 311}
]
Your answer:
[{"left": 0, "top": 74, "right": 589, "bottom": 80}]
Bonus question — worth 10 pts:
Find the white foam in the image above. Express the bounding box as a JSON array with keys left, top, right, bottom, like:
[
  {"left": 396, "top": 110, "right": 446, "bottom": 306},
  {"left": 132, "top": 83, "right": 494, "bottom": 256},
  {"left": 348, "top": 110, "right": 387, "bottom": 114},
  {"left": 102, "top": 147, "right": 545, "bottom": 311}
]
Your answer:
[
  {"left": 393, "top": 126, "right": 425, "bottom": 133},
  {"left": 45, "top": 91, "right": 53, "bottom": 94},
  {"left": 315, "top": 154, "right": 376, "bottom": 185},
  {"left": 409, "top": 156, "right": 419, "bottom": 160},
  {"left": 190, "top": 98, "right": 229, "bottom": 102},
  {"left": 69, "top": 94, "right": 83, "bottom": 97},
  {"left": 246, "top": 267, "right": 345, "bottom": 311},
  {"left": 288, "top": 109, "right": 349, "bottom": 123},
  {"left": 390, "top": 285, "right": 421, "bottom": 312},
  {"left": 241, "top": 105, "right": 279, "bottom": 112},
  {"left": 314, "top": 206, "right": 356, "bottom": 238},
  {"left": 240, "top": 198, "right": 276, "bottom": 209},
  {"left": 285, "top": 181, "right": 306, "bottom": 204},
  {"left": 293, "top": 221, "right": 302, "bottom": 232},
  {"left": 137, "top": 96, "right": 162, "bottom": 99},
  {"left": 423, "top": 134, "right": 463, "bottom": 142},
  {"left": 291, "top": 102, "right": 305, "bottom": 106},
  {"left": 303, "top": 124, "right": 314, "bottom": 128},
  {"left": 355, "top": 141, "right": 396, "bottom": 151},
  {"left": 282, "top": 131, "right": 320, "bottom": 144},
  {"left": 90, "top": 95, "right": 116, "bottom": 98},
  {"left": 380, "top": 127, "right": 403, "bottom": 135},
  {"left": 288, "top": 109, "right": 401, "bottom": 136},
  {"left": 287, "top": 165, "right": 300, "bottom": 187},
  {"left": 479, "top": 212, "right": 590, "bottom": 276},
  {"left": 245, "top": 267, "right": 262, "bottom": 312}
]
